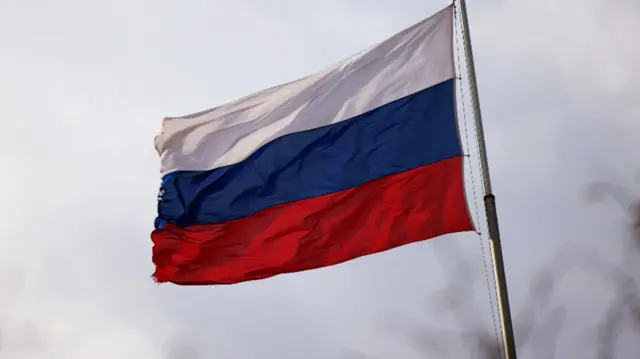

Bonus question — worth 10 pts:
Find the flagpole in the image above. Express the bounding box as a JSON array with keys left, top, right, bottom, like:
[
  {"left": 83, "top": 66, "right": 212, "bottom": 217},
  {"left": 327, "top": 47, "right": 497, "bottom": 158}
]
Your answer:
[{"left": 455, "top": 1, "right": 518, "bottom": 358}]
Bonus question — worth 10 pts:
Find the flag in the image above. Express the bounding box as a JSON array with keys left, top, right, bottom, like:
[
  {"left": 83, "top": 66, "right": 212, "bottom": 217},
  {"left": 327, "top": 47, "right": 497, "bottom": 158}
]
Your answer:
[{"left": 152, "top": 5, "right": 474, "bottom": 285}]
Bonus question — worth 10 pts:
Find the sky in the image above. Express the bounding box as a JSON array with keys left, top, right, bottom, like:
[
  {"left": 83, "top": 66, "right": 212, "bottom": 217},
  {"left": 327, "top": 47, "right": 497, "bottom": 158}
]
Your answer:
[{"left": 1, "top": 0, "right": 639, "bottom": 358}]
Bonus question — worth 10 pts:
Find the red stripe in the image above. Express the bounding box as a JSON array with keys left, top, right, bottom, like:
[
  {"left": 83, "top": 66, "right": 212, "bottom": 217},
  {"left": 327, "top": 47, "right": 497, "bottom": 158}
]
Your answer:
[{"left": 152, "top": 156, "right": 473, "bottom": 285}]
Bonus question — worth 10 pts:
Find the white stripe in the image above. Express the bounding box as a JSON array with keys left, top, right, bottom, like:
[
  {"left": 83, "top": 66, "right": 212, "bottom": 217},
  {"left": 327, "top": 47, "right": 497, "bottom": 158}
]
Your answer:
[{"left": 156, "top": 5, "right": 454, "bottom": 176}]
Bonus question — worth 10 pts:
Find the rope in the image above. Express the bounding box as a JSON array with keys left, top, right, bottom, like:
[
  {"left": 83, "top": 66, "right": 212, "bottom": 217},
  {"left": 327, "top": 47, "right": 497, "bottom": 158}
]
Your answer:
[{"left": 453, "top": 2, "right": 503, "bottom": 356}]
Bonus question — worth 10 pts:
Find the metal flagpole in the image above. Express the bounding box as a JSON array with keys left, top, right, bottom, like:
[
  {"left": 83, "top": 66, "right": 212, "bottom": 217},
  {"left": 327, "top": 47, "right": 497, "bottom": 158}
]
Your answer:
[{"left": 455, "top": 1, "right": 518, "bottom": 358}]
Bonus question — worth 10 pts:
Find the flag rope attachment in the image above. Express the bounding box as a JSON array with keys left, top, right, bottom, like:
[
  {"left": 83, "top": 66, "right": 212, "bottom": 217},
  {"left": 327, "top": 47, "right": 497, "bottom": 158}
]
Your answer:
[
  {"left": 453, "top": 5, "right": 502, "bottom": 356},
  {"left": 455, "top": 1, "right": 519, "bottom": 358}
]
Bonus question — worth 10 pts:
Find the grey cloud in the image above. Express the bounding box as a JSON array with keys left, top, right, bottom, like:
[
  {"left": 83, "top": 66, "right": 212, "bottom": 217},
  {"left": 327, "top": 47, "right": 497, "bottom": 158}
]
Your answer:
[{"left": 1, "top": 0, "right": 639, "bottom": 357}]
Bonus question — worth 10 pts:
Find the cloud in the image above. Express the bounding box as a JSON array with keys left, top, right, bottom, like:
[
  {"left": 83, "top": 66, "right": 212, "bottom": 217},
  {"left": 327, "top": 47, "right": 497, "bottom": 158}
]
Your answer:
[{"left": 0, "top": 0, "right": 638, "bottom": 358}]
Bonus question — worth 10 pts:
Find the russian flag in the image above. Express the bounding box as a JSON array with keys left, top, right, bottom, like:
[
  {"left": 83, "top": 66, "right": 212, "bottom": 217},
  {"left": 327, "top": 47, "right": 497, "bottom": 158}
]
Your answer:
[{"left": 152, "top": 5, "right": 474, "bottom": 285}]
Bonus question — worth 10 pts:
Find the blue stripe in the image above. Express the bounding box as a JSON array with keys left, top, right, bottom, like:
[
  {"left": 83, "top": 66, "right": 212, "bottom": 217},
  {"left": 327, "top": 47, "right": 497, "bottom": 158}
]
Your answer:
[{"left": 156, "top": 78, "right": 461, "bottom": 228}]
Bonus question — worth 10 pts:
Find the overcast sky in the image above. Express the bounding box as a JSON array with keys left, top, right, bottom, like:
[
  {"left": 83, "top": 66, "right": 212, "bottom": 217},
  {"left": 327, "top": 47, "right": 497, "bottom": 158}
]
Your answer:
[{"left": 1, "top": 0, "right": 639, "bottom": 358}]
